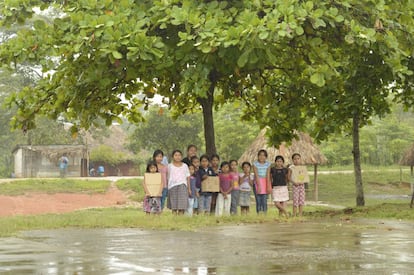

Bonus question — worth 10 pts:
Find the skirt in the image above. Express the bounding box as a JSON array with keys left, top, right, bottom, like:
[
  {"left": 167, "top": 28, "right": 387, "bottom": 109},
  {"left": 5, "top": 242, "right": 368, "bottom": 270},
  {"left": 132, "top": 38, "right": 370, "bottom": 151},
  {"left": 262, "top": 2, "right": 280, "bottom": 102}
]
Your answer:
[
  {"left": 167, "top": 184, "right": 188, "bottom": 210},
  {"left": 239, "top": 191, "right": 251, "bottom": 207},
  {"left": 272, "top": 186, "right": 289, "bottom": 202},
  {"left": 143, "top": 196, "right": 162, "bottom": 214}
]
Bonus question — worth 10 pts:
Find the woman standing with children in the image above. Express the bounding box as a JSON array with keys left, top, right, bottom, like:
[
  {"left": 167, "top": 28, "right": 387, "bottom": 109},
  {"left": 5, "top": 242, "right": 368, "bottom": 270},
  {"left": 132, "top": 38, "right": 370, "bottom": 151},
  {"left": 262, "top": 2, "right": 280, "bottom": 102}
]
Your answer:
[{"left": 167, "top": 150, "right": 191, "bottom": 215}]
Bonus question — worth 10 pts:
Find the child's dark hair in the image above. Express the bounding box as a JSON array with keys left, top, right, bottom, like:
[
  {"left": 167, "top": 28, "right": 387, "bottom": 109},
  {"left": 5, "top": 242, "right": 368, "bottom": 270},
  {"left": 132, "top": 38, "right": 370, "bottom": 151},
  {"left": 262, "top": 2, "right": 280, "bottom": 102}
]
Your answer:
[
  {"left": 211, "top": 153, "right": 220, "bottom": 160},
  {"left": 187, "top": 144, "right": 197, "bottom": 151},
  {"left": 171, "top": 149, "right": 183, "bottom": 157},
  {"left": 275, "top": 155, "right": 285, "bottom": 162},
  {"left": 258, "top": 149, "right": 268, "bottom": 158},
  {"left": 220, "top": 161, "right": 230, "bottom": 169},
  {"left": 292, "top": 153, "right": 301, "bottom": 160},
  {"left": 199, "top": 154, "right": 210, "bottom": 162},
  {"left": 152, "top": 149, "right": 164, "bottom": 160},
  {"left": 146, "top": 161, "right": 158, "bottom": 172},
  {"left": 229, "top": 159, "right": 237, "bottom": 165},
  {"left": 242, "top": 161, "right": 251, "bottom": 168},
  {"left": 190, "top": 155, "right": 199, "bottom": 163}
]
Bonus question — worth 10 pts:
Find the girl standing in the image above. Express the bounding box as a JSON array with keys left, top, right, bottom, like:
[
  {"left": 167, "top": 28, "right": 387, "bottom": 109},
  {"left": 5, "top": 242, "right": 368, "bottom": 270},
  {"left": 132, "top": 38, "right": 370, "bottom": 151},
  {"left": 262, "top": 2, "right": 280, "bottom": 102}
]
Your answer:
[
  {"left": 216, "top": 161, "right": 233, "bottom": 216},
  {"left": 289, "top": 153, "right": 307, "bottom": 217},
  {"left": 268, "top": 155, "right": 289, "bottom": 218},
  {"left": 186, "top": 164, "right": 198, "bottom": 216},
  {"left": 153, "top": 150, "right": 168, "bottom": 210},
  {"left": 229, "top": 159, "right": 240, "bottom": 215},
  {"left": 167, "top": 150, "right": 191, "bottom": 215},
  {"left": 210, "top": 154, "right": 221, "bottom": 214},
  {"left": 143, "top": 161, "right": 163, "bottom": 215},
  {"left": 239, "top": 162, "right": 253, "bottom": 215},
  {"left": 253, "top": 149, "right": 271, "bottom": 214},
  {"left": 198, "top": 155, "right": 216, "bottom": 215}
]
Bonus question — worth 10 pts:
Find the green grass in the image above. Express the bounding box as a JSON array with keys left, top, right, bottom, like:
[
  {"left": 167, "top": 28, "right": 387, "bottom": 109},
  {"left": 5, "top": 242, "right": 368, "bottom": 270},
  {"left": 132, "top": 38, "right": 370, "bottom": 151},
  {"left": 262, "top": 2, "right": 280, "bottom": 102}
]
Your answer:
[
  {"left": 0, "top": 206, "right": 326, "bottom": 237},
  {"left": 311, "top": 170, "right": 413, "bottom": 207},
  {"left": 0, "top": 179, "right": 111, "bottom": 195},
  {"left": 310, "top": 203, "right": 414, "bottom": 220},
  {"left": 115, "top": 178, "right": 144, "bottom": 202}
]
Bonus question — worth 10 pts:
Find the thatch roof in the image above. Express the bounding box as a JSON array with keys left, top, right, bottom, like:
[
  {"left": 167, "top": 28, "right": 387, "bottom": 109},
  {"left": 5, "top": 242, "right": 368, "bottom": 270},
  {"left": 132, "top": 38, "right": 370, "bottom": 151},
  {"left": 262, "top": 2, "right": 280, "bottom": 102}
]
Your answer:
[
  {"left": 238, "top": 129, "right": 327, "bottom": 165},
  {"left": 399, "top": 143, "right": 414, "bottom": 166}
]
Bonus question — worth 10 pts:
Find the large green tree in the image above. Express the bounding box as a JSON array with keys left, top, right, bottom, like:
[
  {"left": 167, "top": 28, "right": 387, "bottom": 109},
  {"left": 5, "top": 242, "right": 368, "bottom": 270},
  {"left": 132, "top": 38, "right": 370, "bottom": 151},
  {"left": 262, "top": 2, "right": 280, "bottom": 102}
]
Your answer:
[{"left": 1, "top": 1, "right": 414, "bottom": 205}]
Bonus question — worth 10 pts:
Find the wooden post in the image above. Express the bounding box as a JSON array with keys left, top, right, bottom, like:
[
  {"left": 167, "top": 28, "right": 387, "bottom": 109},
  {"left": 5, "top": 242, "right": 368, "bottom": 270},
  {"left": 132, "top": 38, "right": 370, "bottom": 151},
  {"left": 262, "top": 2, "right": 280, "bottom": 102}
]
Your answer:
[{"left": 314, "top": 164, "right": 318, "bottom": 202}]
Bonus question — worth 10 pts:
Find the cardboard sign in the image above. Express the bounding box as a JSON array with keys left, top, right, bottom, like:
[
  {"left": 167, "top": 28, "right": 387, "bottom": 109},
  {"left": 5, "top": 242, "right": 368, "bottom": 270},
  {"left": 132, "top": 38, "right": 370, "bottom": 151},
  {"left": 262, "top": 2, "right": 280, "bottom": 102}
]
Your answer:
[
  {"left": 144, "top": 173, "right": 162, "bottom": 196},
  {"left": 201, "top": 176, "right": 220, "bottom": 192},
  {"left": 291, "top": 166, "right": 310, "bottom": 183}
]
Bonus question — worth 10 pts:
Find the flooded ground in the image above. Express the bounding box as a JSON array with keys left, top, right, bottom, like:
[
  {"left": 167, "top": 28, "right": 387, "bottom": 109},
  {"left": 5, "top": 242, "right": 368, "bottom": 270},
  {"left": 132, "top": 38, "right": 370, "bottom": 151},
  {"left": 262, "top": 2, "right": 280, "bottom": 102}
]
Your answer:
[{"left": 0, "top": 220, "right": 413, "bottom": 274}]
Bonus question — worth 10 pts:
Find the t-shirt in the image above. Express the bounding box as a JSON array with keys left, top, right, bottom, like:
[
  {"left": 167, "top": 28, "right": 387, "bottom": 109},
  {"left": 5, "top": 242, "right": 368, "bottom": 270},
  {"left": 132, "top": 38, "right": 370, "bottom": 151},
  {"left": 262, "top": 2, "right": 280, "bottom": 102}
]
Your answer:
[
  {"left": 253, "top": 161, "right": 271, "bottom": 178},
  {"left": 239, "top": 173, "right": 254, "bottom": 192},
  {"left": 219, "top": 173, "right": 233, "bottom": 193},
  {"left": 270, "top": 167, "right": 288, "bottom": 187},
  {"left": 168, "top": 163, "right": 190, "bottom": 189},
  {"left": 230, "top": 172, "right": 240, "bottom": 190}
]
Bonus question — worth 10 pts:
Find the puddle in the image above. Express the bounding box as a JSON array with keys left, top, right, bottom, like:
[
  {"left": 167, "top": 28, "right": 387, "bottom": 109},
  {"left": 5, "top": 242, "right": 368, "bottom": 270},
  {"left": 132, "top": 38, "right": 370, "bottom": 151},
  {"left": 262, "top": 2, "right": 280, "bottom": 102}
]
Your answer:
[{"left": 0, "top": 220, "right": 413, "bottom": 274}]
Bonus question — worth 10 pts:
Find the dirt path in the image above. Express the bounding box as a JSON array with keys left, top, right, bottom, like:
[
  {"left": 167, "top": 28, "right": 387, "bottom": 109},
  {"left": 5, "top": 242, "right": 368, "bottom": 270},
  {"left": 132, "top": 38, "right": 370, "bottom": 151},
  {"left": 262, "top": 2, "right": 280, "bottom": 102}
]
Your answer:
[{"left": 0, "top": 181, "right": 130, "bottom": 217}]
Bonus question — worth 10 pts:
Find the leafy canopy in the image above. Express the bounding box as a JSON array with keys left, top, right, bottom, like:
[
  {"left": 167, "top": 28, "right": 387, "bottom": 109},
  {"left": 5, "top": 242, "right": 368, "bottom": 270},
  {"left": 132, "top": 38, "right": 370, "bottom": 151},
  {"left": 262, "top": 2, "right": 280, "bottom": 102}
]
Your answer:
[{"left": 1, "top": 0, "right": 414, "bottom": 146}]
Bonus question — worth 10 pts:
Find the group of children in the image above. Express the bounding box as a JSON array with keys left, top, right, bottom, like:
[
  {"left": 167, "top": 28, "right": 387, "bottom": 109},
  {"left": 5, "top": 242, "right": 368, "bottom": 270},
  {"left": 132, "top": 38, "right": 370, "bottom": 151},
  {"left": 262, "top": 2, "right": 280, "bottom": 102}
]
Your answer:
[{"left": 142, "top": 145, "right": 308, "bottom": 217}]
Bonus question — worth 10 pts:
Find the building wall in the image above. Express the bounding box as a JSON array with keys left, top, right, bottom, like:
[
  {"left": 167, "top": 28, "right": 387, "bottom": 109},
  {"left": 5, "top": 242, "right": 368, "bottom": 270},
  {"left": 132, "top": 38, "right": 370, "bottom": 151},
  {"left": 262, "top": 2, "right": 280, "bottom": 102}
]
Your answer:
[{"left": 14, "top": 148, "right": 23, "bottom": 178}]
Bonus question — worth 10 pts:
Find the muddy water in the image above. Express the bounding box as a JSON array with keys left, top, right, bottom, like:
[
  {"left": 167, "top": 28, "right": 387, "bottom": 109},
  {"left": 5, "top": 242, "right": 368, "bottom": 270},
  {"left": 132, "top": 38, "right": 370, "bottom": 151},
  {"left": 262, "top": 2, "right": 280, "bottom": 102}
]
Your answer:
[{"left": 0, "top": 220, "right": 413, "bottom": 274}]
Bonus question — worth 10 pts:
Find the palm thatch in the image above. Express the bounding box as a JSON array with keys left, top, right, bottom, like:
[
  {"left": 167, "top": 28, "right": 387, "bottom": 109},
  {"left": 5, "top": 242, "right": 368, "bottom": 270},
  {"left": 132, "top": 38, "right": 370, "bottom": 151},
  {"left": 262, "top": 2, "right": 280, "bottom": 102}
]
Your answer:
[
  {"left": 399, "top": 143, "right": 414, "bottom": 166},
  {"left": 238, "top": 129, "right": 327, "bottom": 165}
]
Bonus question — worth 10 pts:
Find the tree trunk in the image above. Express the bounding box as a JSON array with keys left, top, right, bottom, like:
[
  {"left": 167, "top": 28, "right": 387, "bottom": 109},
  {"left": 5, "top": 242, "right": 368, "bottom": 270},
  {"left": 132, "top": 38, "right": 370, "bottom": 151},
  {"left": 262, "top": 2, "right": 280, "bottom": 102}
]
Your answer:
[
  {"left": 199, "top": 82, "right": 217, "bottom": 156},
  {"left": 352, "top": 113, "right": 365, "bottom": 206}
]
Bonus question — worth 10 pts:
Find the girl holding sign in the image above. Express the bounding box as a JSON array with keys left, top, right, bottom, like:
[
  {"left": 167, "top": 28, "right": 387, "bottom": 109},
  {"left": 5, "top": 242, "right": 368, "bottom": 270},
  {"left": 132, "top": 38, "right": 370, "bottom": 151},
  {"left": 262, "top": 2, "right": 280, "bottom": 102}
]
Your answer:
[
  {"left": 143, "top": 161, "right": 163, "bottom": 215},
  {"left": 288, "top": 153, "right": 308, "bottom": 217}
]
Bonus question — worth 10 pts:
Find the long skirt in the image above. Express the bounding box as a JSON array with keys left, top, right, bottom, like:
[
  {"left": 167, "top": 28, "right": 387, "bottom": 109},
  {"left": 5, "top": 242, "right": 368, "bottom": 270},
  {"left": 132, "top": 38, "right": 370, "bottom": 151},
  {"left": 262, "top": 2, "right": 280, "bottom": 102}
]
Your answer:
[{"left": 167, "top": 184, "right": 188, "bottom": 210}]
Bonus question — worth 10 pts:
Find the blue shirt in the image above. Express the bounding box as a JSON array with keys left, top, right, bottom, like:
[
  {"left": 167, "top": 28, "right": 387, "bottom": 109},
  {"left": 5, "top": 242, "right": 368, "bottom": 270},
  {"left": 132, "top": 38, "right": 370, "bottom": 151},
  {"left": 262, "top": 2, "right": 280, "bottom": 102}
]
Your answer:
[{"left": 253, "top": 161, "right": 271, "bottom": 178}]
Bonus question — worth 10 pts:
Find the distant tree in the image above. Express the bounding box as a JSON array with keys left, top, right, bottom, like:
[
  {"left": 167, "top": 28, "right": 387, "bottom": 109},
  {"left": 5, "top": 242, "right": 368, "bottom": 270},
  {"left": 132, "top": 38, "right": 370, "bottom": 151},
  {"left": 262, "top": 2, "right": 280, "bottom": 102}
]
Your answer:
[
  {"left": 214, "top": 103, "right": 258, "bottom": 161},
  {"left": 128, "top": 107, "right": 203, "bottom": 157}
]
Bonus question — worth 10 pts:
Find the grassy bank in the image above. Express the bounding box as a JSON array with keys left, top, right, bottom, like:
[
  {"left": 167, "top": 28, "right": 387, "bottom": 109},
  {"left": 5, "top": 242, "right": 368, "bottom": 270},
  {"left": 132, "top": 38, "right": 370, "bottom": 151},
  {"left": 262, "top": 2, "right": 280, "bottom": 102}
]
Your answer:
[
  {"left": 0, "top": 206, "right": 327, "bottom": 237},
  {"left": 0, "top": 179, "right": 112, "bottom": 195}
]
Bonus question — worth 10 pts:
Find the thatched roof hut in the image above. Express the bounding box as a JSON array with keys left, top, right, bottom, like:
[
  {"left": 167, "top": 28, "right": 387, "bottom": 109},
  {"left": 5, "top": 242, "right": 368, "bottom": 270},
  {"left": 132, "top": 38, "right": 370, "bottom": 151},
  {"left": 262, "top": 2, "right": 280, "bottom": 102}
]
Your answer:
[
  {"left": 238, "top": 129, "right": 327, "bottom": 165},
  {"left": 238, "top": 129, "right": 327, "bottom": 201}
]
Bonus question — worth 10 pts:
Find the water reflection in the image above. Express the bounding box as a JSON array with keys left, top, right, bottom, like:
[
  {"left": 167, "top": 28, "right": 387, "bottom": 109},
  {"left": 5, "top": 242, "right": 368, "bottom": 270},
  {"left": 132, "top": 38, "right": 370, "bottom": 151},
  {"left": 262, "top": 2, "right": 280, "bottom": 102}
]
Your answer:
[{"left": 0, "top": 221, "right": 413, "bottom": 274}]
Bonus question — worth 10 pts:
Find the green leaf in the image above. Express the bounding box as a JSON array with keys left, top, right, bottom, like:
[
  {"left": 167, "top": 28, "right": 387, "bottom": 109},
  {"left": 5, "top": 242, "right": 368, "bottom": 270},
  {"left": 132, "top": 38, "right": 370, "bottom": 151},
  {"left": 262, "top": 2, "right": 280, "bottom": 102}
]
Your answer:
[
  {"left": 112, "top": 51, "right": 123, "bottom": 59},
  {"left": 237, "top": 49, "right": 251, "bottom": 67},
  {"left": 310, "top": 72, "right": 325, "bottom": 87}
]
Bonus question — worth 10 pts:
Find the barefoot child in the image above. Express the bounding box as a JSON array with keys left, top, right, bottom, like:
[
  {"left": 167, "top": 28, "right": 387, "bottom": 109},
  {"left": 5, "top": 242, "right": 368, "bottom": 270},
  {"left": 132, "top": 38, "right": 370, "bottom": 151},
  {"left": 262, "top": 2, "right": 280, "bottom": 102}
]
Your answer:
[
  {"left": 239, "top": 162, "right": 253, "bottom": 215},
  {"left": 216, "top": 161, "right": 233, "bottom": 216},
  {"left": 197, "top": 155, "right": 216, "bottom": 215},
  {"left": 229, "top": 159, "right": 240, "bottom": 215},
  {"left": 153, "top": 150, "right": 168, "bottom": 210},
  {"left": 143, "top": 161, "right": 163, "bottom": 215},
  {"left": 253, "top": 150, "right": 271, "bottom": 214},
  {"left": 268, "top": 155, "right": 289, "bottom": 218},
  {"left": 186, "top": 164, "right": 199, "bottom": 216},
  {"left": 288, "top": 153, "right": 308, "bottom": 217},
  {"left": 167, "top": 150, "right": 191, "bottom": 215}
]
